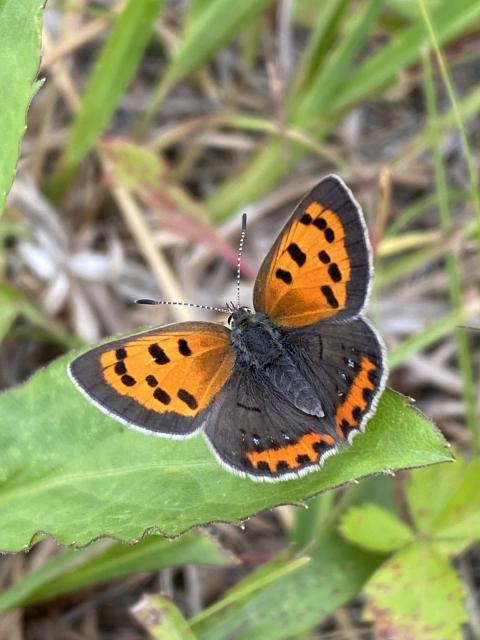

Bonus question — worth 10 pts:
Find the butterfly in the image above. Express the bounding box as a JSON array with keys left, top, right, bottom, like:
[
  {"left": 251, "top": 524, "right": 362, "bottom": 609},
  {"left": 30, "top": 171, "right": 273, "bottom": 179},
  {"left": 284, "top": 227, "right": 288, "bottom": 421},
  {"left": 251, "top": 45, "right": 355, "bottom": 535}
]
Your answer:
[{"left": 69, "top": 175, "right": 387, "bottom": 481}]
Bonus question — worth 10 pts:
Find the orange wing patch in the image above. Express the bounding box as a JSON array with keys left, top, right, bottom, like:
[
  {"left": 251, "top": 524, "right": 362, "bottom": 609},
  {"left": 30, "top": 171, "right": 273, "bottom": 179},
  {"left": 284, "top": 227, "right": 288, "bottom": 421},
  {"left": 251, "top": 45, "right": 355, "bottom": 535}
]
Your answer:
[
  {"left": 246, "top": 432, "right": 335, "bottom": 474},
  {"left": 335, "top": 356, "right": 377, "bottom": 437},
  {"left": 258, "top": 201, "right": 352, "bottom": 327},
  {"left": 101, "top": 328, "right": 234, "bottom": 417}
]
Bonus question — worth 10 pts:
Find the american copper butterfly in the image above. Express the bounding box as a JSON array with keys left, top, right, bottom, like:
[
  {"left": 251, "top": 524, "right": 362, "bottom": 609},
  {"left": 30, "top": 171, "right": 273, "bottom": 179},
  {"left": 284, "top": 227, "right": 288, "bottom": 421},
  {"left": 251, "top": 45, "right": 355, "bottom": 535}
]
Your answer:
[{"left": 69, "top": 175, "right": 387, "bottom": 481}]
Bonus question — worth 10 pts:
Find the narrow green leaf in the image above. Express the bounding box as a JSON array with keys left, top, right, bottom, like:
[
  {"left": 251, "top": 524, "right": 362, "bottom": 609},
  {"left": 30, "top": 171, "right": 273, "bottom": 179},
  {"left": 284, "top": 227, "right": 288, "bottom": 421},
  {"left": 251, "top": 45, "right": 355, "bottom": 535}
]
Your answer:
[
  {"left": 146, "top": 0, "right": 275, "bottom": 117},
  {"left": 134, "top": 594, "right": 197, "bottom": 640},
  {"left": 364, "top": 543, "right": 467, "bottom": 640},
  {"left": 291, "top": 0, "right": 383, "bottom": 126},
  {"left": 0, "top": 541, "right": 102, "bottom": 615},
  {"left": 388, "top": 306, "right": 480, "bottom": 369},
  {"left": 0, "top": 349, "right": 451, "bottom": 551},
  {"left": 0, "top": 532, "right": 230, "bottom": 614},
  {"left": 192, "top": 555, "right": 310, "bottom": 629},
  {"left": 63, "top": 0, "right": 165, "bottom": 173},
  {"left": 330, "top": 0, "right": 480, "bottom": 113},
  {"left": 340, "top": 503, "right": 414, "bottom": 552},
  {"left": 193, "top": 532, "right": 381, "bottom": 640},
  {"left": 419, "top": 10, "right": 480, "bottom": 444},
  {"left": 0, "top": 0, "right": 44, "bottom": 214},
  {"left": 176, "top": 0, "right": 275, "bottom": 78},
  {"left": 291, "top": 0, "right": 350, "bottom": 95}
]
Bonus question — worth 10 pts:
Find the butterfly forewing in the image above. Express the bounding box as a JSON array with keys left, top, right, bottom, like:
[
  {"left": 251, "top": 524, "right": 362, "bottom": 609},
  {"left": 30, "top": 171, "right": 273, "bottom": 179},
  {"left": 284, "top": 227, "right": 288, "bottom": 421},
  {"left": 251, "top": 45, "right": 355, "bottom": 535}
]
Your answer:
[
  {"left": 69, "top": 322, "right": 235, "bottom": 437},
  {"left": 253, "top": 175, "right": 371, "bottom": 327}
]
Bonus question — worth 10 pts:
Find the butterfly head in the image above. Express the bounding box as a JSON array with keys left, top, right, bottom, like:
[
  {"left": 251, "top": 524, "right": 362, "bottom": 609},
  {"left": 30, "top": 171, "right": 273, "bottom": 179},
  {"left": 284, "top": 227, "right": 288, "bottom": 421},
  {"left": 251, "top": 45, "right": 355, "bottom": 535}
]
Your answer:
[{"left": 227, "top": 306, "right": 252, "bottom": 328}]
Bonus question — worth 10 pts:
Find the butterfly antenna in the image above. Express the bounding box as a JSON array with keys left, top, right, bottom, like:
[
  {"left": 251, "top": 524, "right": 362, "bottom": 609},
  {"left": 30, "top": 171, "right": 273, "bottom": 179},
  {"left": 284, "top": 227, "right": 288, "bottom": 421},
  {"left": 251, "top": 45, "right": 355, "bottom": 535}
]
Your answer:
[
  {"left": 236, "top": 213, "right": 247, "bottom": 309},
  {"left": 136, "top": 299, "right": 230, "bottom": 314}
]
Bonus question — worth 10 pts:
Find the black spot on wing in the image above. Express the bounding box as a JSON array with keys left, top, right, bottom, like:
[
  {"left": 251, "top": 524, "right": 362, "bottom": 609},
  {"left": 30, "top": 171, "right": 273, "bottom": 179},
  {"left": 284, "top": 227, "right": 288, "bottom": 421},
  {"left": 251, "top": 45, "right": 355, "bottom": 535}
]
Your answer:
[
  {"left": 115, "top": 348, "right": 127, "bottom": 360},
  {"left": 237, "top": 401, "right": 261, "bottom": 413},
  {"left": 296, "top": 454, "right": 311, "bottom": 465},
  {"left": 149, "top": 343, "right": 170, "bottom": 365},
  {"left": 146, "top": 374, "right": 158, "bottom": 387},
  {"left": 114, "top": 361, "right": 127, "bottom": 375},
  {"left": 313, "top": 218, "right": 327, "bottom": 230},
  {"left": 318, "top": 250, "right": 330, "bottom": 264},
  {"left": 324, "top": 228, "right": 335, "bottom": 243},
  {"left": 178, "top": 339, "right": 192, "bottom": 356},
  {"left": 177, "top": 388, "right": 198, "bottom": 410},
  {"left": 320, "top": 285, "right": 339, "bottom": 308},
  {"left": 328, "top": 263, "right": 342, "bottom": 282},
  {"left": 275, "top": 268, "right": 292, "bottom": 284},
  {"left": 121, "top": 374, "right": 136, "bottom": 387},
  {"left": 154, "top": 387, "right": 171, "bottom": 405},
  {"left": 287, "top": 243, "right": 306, "bottom": 267},
  {"left": 300, "top": 213, "right": 312, "bottom": 225}
]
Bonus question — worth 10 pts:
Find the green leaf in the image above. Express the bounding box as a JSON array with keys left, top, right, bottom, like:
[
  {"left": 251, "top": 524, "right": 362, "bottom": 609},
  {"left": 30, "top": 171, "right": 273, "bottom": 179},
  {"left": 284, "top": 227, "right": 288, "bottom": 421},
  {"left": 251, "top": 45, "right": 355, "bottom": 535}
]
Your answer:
[
  {"left": 290, "top": 0, "right": 350, "bottom": 95},
  {"left": 133, "top": 594, "right": 197, "bottom": 640},
  {"left": 62, "top": 0, "right": 165, "bottom": 174},
  {"left": 330, "top": 0, "right": 480, "bottom": 114},
  {"left": 147, "top": 0, "right": 276, "bottom": 115},
  {"left": 0, "top": 353, "right": 451, "bottom": 551},
  {"left": 192, "top": 532, "right": 381, "bottom": 640},
  {"left": 340, "top": 503, "right": 414, "bottom": 552},
  {"left": 364, "top": 543, "right": 467, "bottom": 640},
  {"left": 0, "top": 532, "right": 230, "bottom": 615},
  {"left": 291, "top": 0, "right": 383, "bottom": 126},
  {"left": 407, "top": 458, "right": 480, "bottom": 554},
  {"left": 0, "top": 0, "right": 44, "bottom": 214}
]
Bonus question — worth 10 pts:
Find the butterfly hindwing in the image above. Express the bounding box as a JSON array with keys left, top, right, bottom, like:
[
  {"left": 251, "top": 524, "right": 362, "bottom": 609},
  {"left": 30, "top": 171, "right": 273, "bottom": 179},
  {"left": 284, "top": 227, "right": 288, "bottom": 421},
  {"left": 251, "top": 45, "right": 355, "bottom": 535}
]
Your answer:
[
  {"left": 69, "top": 322, "right": 235, "bottom": 438},
  {"left": 204, "top": 367, "right": 340, "bottom": 480},
  {"left": 286, "top": 316, "right": 387, "bottom": 441},
  {"left": 253, "top": 175, "right": 372, "bottom": 327},
  {"left": 204, "top": 317, "right": 386, "bottom": 480}
]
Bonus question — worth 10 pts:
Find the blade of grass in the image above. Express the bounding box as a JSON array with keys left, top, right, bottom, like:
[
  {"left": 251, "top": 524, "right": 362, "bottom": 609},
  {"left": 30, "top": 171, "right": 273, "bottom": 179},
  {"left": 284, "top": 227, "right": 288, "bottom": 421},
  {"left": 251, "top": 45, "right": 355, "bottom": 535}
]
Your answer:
[
  {"left": 141, "top": 0, "right": 276, "bottom": 133},
  {"left": 291, "top": 0, "right": 350, "bottom": 95},
  {"left": 331, "top": 0, "right": 480, "bottom": 114},
  {"left": 418, "top": 0, "right": 480, "bottom": 246},
  {"left": 54, "top": 0, "right": 165, "bottom": 192},
  {"left": 388, "top": 302, "right": 480, "bottom": 370},
  {"left": 191, "top": 555, "right": 310, "bottom": 628},
  {"left": 290, "top": 0, "right": 383, "bottom": 127},
  {"left": 376, "top": 215, "right": 479, "bottom": 290},
  {"left": 391, "top": 86, "right": 480, "bottom": 172},
  {"left": 385, "top": 190, "right": 471, "bottom": 237},
  {"left": 422, "top": 49, "right": 478, "bottom": 450}
]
